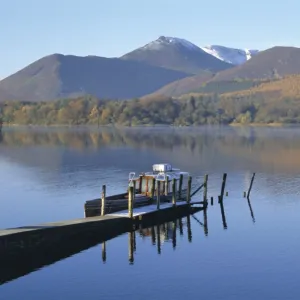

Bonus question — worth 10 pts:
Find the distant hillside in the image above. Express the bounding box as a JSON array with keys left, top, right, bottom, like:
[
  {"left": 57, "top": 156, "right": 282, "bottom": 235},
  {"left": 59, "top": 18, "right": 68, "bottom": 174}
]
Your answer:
[
  {"left": 222, "top": 75, "right": 300, "bottom": 100},
  {"left": 147, "top": 46, "right": 300, "bottom": 97},
  {"left": 144, "top": 73, "right": 213, "bottom": 97},
  {"left": 0, "top": 54, "right": 190, "bottom": 102},
  {"left": 0, "top": 88, "right": 13, "bottom": 102},
  {"left": 147, "top": 76, "right": 271, "bottom": 97},
  {"left": 121, "top": 36, "right": 233, "bottom": 74},
  {"left": 212, "top": 47, "right": 300, "bottom": 81}
]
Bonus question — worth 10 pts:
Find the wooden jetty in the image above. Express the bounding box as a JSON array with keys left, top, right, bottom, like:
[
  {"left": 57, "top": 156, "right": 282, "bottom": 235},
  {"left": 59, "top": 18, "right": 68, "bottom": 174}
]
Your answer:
[
  {"left": 0, "top": 204, "right": 202, "bottom": 285},
  {"left": 84, "top": 163, "right": 194, "bottom": 217},
  {"left": 0, "top": 166, "right": 256, "bottom": 285}
]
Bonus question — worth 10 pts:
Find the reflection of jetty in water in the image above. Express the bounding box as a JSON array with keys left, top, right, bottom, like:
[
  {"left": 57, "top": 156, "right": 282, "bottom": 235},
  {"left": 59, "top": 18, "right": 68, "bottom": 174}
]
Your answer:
[
  {"left": 100, "top": 211, "right": 210, "bottom": 265},
  {"left": 0, "top": 195, "right": 256, "bottom": 284},
  {"left": 120, "top": 197, "right": 255, "bottom": 264}
]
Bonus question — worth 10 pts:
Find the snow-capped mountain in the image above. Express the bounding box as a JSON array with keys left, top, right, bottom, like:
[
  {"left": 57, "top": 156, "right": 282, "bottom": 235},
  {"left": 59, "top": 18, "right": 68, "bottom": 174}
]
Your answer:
[
  {"left": 140, "top": 36, "right": 201, "bottom": 52},
  {"left": 121, "top": 36, "right": 232, "bottom": 75},
  {"left": 200, "top": 45, "right": 259, "bottom": 65}
]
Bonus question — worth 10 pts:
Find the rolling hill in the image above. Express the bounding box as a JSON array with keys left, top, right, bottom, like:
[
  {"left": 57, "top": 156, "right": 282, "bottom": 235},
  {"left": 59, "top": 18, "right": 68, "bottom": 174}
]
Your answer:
[
  {"left": 221, "top": 75, "right": 300, "bottom": 100},
  {"left": 211, "top": 46, "right": 300, "bottom": 82},
  {"left": 143, "top": 73, "right": 214, "bottom": 97},
  {"left": 0, "top": 54, "right": 190, "bottom": 102},
  {"left": 148, "top": 46, "right": 300, "bottom": 97}
]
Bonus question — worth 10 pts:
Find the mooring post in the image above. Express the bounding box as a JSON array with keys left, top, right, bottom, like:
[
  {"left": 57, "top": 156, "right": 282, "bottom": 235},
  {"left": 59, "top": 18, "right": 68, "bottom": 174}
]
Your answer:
[
  {"left": 172, "top": 178, "right": 177, "bottom": 206},
  {"left": 133, "top": 180, "right": 136, "bottom": 202},
  {"left": 247, "top": 173, "right": 256, "bottom": 199},
  {"left": 165, "top": 177, "right": 169, "bottom": 196},
  {"left": 139, "top": 175, "right": 143, "bottom": 193},
  {"left": 178, "top": 174, "right": 183, "bottom": 199},
  {"left": 203, "top": 174, "right": 208, "bottom": 202},
  {"left": 187, "top": 176, "right": 192, "bottom": 204},
  {"left": 128, "top": 186, "right": 134, "bottom": 218},
  {"left": 151, "top": 178, "right": 156, "bottom": 201},
  {"left": 220, "top": 173, "right": 227, "bottom": 202},
  {"left": 101, "top": 185, "right": 106, "bottom": 216},
  {"left": 157, "top": 180, "right": 161, "bottom": 210}
]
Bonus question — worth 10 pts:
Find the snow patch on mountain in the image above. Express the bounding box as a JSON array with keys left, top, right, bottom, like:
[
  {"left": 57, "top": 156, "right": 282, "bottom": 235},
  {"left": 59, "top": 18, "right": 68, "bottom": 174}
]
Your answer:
[
  {"left": 141, "top": 36, "right": 201, "bottom": 51},
  {"left": 200, "top": 45, "right": 259, "bottom": 65}
]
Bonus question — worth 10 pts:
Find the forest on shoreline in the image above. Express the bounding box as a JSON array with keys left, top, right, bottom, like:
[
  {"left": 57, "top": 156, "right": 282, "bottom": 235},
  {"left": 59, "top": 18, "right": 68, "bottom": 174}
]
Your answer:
[{"left": 1, "top": 89, "right": 300, "bottom": 126}]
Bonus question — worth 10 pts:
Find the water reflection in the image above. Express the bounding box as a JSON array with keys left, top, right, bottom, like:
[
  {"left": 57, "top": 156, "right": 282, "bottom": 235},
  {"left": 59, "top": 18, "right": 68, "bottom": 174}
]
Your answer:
[
  {"left": 2, "top": 126, "right": 300, "bottom": 174},
  {"left": 107, "top": 210, "right": 211, "bottom": 265},
  {"left": 219, "top": 200, "right": 228, "bottom": 229},
  {"left": 0, "top": 194, "right": 256, "bottom": 285}
]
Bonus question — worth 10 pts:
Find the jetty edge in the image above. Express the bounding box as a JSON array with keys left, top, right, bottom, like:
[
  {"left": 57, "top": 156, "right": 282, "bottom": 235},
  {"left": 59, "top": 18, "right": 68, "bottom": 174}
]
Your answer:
[
  {"left": 0, "top": 205, "right": 201, "bottom": 285},
  {"left": 0, "top": 163, "right": 208, "bottom": 284},
  {"left": 84, "top": 163, "right": 206, "bottom": 217}
]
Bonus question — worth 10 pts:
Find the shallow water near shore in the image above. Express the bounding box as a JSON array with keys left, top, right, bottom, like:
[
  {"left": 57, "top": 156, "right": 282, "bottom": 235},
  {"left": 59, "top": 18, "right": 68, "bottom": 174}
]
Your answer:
[{"left": 1, "top": 126, "right": 300, "bottom": 299}]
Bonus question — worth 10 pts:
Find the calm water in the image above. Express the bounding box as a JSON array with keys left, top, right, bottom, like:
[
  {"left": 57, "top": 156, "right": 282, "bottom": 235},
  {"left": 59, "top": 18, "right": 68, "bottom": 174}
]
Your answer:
[{"left": 1, "top": 126, "right": 300, "bottom": 299}]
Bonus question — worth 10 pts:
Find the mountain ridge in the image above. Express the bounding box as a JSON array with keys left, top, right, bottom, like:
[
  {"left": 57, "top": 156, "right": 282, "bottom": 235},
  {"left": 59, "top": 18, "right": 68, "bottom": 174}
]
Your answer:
[
  {"left": 120, "top": 36, "right": 233, "bottom": 74},
  {"left": 0, "top": 53, "right": 190, "bottom": 102}
]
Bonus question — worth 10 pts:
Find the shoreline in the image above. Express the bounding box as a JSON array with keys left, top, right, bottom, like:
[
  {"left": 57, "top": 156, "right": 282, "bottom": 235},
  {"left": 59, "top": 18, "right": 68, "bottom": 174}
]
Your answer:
[{"left": 1, "top": 122, "right": 298, "bottom": 129}]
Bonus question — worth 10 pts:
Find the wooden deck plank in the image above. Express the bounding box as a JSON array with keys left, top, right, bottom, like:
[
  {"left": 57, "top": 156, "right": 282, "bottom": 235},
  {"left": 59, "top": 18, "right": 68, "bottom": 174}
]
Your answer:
[{"left": 0, "top": 215, "right": 123, "bottom": 237}]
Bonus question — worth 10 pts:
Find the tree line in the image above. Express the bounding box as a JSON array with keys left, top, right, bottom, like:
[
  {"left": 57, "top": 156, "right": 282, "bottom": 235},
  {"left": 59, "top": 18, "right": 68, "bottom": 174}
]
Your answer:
[{"left": 1, "top": 90, "right": 300, "bottom": 126}]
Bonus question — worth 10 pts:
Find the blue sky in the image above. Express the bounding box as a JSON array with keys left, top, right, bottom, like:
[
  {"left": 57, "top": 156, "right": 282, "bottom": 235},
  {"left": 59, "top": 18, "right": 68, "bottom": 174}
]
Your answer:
[{"left": 0, "top": 0, "right": 298, "bottom": 78}]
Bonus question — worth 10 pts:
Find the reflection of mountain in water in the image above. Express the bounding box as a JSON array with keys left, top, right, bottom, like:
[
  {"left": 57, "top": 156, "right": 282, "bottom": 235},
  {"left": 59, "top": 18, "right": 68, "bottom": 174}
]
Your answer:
[
  {"left": 1, "top": 126, "right": 300, "bottom": 195},
  {"left": 2, "top": 127, "right": 300, "bottom": 172}
]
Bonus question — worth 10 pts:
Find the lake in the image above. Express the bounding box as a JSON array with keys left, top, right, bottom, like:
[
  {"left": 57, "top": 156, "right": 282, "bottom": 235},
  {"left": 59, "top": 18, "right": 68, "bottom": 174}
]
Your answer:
[{"left": 1, "top": 126, "right": 300, "bottom": 299}]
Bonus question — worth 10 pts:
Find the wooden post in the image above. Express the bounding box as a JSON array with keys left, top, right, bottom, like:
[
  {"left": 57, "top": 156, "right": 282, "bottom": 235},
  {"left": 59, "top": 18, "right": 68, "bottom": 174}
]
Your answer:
[
  {"left": 128, "top": 186, "right": 134, "bottom": 218},
  {"left": 187, "top": 176, "right": 192, "bottom": 204},
  {"left": 133, "top": 179, "right": 136, "bottom": 193},
  {"left": 220, "top": 173, "right": 227, "bottom": 202},
  {"left": 247, "top": 173, "right": 256, "bottom": 199},
  {"left": 133, "top": 180, "right": 136, "bottom": 203},
  {"left": 151, "top": 178, "right": 156, "bottom": 201},
  {"left": 157, "top": 180, "right": 161, "bottom": 210},
  {"left": 139, "top": 175, "right": 143, "bottom": 193},
  {"left": 165, "top": 177, "right": 169, "bottom": 196},
  {"left": 172, "top": 178, "right": 177, "bottom": 206},
  {"left": 210, "top": 196, "right": 214, "bottom": 206},
  {"left": 178, "top": 174, "right": 183, "bottom": 199},
  {"left": 146, "top": 178, "right": 149, "bottom": 194},
  {"left": 101, "top": 185, "right": 106, "bottom": 216},
  {"left": 203, "top": 174, "right": 208, "bottom": 202}
]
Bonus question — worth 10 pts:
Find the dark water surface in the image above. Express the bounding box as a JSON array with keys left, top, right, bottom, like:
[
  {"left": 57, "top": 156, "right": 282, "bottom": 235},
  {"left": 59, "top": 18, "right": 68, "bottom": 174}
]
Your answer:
[{"left": 1, "top": 126, "right": 300, "bottom": 299}]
